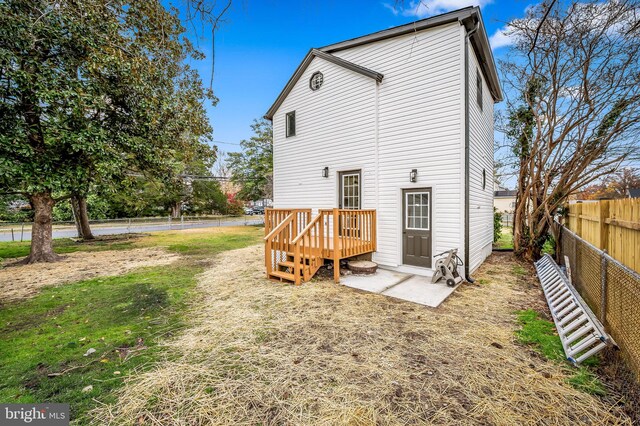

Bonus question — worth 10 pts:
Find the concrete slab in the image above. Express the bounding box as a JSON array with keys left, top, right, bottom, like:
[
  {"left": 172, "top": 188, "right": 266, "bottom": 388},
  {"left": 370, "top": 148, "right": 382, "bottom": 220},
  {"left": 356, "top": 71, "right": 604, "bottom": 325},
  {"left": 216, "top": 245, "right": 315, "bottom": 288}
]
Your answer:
[
  {"left": 382, "top": 275, "right": 459, "bottom": 308},
  {"left": 341, "top": 269, "right": 459, "bottom": 308},
  {"left": 341, "top": 269, "right": 410, "bottom": 293}
]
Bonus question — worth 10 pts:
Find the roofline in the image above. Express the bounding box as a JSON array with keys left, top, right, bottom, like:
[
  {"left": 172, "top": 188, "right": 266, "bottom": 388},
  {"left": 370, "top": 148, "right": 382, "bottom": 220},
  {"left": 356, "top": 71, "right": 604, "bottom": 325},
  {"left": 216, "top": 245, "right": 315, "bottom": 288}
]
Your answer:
[
  {"left": 264, "top": 49, "right": 383, "bottom": 120},
  {"left": 265, "top": 6, "right": 502, "bottom": 120},
  {"left": 321, "top": 7, "right": 502, "bottom": 102},
  {"left": 319, "top": 7, "right": 474, "bottom": 52}
]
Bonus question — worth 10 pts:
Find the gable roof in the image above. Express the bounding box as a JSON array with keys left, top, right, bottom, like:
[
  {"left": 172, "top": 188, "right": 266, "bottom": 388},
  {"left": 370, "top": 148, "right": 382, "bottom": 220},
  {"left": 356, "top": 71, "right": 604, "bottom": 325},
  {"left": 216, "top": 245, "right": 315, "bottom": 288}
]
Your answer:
[
  {"left": 264, "top": 49, "right": 383, "bottom": 120},
  {"left": 264, "top": 7, "right": 502, "bottom": 121}
]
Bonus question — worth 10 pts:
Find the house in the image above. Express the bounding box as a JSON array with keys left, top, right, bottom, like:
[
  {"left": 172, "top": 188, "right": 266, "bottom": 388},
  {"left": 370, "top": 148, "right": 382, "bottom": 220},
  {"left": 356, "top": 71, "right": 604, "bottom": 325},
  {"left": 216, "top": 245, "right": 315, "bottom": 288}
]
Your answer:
[
  {"left": 494, "top": 190, "right": 517, "bottom": 213},
  {"left": 263, "top": 7, "right": 502, "bottom": 285}
]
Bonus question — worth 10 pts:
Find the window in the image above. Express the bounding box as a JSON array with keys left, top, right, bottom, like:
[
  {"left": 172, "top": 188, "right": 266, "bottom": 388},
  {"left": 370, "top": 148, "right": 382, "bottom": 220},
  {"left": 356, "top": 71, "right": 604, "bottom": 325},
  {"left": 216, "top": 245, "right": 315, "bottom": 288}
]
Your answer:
[
  {"left": 340, "top": 171, "right": 360, "bottom": 209},
  {"left": 405, "top": 192, "right": 430, "bottom": 230},
  {"left": 310, "top": 72, "right": 323, "bottom": 91},
  {"left": 286, "top": 111, "right": 296, "bottom": 137},
  {"left": 476, "top": 69, "right": 483, "bottom": 111}
]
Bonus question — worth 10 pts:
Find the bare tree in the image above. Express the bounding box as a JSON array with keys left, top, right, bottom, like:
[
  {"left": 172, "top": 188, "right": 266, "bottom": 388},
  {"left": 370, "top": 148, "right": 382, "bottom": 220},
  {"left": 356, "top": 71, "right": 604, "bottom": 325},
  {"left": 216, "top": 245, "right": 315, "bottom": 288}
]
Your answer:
[{"left": 499, "top": 0, "right": 640, "bottom": 261}]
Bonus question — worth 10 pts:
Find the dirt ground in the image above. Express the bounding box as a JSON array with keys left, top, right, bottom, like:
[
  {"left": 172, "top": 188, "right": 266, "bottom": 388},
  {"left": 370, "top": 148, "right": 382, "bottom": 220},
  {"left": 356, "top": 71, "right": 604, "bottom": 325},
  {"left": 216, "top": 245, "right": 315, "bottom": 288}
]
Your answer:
[
  {"left": 94, "top": 246, "right": 631, "bottom": 425},
  {"left": 0, "top": 247, "right": 179, "bottom": 304}
]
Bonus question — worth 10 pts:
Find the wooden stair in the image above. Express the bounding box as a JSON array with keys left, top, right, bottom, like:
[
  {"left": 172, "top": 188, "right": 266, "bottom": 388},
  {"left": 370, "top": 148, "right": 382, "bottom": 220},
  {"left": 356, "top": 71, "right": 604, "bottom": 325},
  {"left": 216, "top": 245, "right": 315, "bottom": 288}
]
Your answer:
[{"left": 264, "top": 208, "right": 377, "bottom": 285}]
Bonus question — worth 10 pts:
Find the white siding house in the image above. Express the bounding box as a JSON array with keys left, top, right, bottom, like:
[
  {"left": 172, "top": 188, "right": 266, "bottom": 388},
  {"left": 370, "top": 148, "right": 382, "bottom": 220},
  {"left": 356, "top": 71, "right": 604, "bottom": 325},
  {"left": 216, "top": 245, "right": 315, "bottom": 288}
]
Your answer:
[{"left": 265, "top": 7, "right": 502, "bottom": 279}]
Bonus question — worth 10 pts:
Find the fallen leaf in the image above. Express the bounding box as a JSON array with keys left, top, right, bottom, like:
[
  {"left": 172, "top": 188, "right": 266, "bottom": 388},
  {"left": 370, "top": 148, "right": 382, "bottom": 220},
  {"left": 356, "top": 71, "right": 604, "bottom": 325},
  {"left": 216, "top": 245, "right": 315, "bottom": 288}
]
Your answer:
[
  {"left": 113, "top": 371, "right": 121, "bottom": 375},
  {"left": 82, "top": 385, "right": 93, "bottom": 393},
  {"left": 83, "top": 348, "right": 96, "bottom": 357}
]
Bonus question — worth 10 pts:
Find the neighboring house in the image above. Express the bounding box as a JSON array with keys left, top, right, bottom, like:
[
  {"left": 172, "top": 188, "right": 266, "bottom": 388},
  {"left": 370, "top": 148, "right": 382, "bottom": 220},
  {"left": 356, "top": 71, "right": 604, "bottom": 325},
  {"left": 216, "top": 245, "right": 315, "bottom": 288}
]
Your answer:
[
  {"left": 263, "top": 7, "right": 502, "bottom": 284},
  {"left": 628, "top": 188, "right": 640, "bottom": 198},
  {"left": 494, "top": 190, "right": 517, "bottom": 213}
]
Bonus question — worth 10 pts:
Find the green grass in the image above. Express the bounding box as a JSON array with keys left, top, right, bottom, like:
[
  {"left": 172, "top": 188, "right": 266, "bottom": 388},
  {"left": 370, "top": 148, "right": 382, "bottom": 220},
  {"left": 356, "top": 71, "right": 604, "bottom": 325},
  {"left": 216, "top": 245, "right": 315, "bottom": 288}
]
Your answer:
[
  {"left": 0, "top": 226, "right": 263, "bottom": 261},
  {"left": 515, "top": 309, "right": 604, "bottom": 395},
  {"left": 0, "top": 226, "right": 263, "bottom": 423},
  {"left": 494, "top": 226, "right": 514, "bottom": 250}
]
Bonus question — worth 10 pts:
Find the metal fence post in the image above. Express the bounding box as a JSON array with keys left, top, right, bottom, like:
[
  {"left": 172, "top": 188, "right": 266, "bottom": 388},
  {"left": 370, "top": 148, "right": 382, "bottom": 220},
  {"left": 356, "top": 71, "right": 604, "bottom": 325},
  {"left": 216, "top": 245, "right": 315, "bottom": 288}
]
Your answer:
[
  {"left": 20, "top": 223, "right": 24, "bottom": 242},
  {"left": 600, "top": 250, "right": 608, "bottom": 325}
]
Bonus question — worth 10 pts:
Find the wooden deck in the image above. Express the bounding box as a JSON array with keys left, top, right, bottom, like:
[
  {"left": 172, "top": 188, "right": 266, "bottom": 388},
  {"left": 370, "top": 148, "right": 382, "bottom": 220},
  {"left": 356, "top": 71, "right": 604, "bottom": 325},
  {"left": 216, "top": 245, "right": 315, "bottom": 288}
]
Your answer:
[{"left": 264, "top": 208, "right": 377, "bottom": 285}]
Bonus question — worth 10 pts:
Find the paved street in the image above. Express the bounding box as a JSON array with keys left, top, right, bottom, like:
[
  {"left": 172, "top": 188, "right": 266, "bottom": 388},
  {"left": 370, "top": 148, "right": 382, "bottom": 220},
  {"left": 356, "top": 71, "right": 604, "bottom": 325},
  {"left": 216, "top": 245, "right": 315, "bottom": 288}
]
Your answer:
[{"left": 0, "top": 217, "right": 264, "bottom": 242}]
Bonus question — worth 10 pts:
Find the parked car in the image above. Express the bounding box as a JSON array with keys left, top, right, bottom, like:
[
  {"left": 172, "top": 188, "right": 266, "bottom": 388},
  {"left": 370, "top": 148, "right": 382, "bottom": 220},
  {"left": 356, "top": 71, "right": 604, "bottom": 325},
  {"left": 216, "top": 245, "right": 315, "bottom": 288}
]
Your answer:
[
  {"left": 252, "top": 206, "right": 265, "bottom": 215},
  {"left": 243, "top": 207, "right": 254, "bottom": 215}
]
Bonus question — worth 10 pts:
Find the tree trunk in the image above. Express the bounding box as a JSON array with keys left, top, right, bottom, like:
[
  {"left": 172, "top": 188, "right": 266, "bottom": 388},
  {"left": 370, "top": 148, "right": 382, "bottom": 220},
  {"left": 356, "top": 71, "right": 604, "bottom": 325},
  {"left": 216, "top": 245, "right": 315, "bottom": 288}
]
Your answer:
[
  {"left": 71, "top": 195, "right": 94, "bottom": 240},
  {"left": 23, "top": 192, "right": 61, "bottom": 263},
  {"left": 171, "top": 202, "right": 181, "bottom": 218}
]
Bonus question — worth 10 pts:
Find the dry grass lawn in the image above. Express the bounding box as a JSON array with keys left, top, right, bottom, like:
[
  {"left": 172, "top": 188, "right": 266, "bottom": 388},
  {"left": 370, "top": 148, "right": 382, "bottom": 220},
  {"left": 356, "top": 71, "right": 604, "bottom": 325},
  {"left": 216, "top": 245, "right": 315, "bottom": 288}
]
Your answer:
[
  {"left": 0, "top": 247, "right": 179, "bottom": 304},
  {"left": 94, "top": 245, "right": 631, "bottom": 425}
]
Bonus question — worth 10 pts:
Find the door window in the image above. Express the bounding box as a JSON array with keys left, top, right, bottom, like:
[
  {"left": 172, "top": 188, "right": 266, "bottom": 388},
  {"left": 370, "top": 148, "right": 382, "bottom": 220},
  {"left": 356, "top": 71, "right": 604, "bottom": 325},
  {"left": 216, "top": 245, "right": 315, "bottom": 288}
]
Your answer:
[
  {"left": 405, "top": 192, "right": 430, "bottom": 230},
  {"left": 341, "top": 172, "right": 360, "bottom": 209}
]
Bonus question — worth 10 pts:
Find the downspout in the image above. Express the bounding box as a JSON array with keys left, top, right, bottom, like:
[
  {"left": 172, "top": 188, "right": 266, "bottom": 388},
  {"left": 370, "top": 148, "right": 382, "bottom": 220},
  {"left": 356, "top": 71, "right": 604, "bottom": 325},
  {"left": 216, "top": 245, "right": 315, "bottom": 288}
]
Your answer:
[{"left": 464, "top": 19, "right": 479, "bottom": 283}]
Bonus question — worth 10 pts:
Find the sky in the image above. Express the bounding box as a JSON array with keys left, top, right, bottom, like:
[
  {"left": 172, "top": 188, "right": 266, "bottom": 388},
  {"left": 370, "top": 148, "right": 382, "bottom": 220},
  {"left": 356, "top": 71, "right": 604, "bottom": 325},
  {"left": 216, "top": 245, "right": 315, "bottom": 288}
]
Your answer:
[{"left": 181, "top": 0, "right": 534, "bottom": 155}]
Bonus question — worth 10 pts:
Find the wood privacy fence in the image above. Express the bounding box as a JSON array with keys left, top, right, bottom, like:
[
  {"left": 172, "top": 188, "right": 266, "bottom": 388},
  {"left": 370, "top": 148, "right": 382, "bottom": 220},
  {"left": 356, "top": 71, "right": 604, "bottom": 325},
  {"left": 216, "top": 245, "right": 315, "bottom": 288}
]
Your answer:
[{"left": 566, "top": 199, "right": 640, "bottom": 273}]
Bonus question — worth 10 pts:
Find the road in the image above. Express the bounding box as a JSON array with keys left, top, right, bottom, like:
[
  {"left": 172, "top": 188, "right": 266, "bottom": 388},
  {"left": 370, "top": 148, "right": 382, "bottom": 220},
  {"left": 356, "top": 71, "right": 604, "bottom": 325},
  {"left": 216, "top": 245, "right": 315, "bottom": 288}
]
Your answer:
[{"left": 0, "top": 217, "right": 264, "bottom": 242}]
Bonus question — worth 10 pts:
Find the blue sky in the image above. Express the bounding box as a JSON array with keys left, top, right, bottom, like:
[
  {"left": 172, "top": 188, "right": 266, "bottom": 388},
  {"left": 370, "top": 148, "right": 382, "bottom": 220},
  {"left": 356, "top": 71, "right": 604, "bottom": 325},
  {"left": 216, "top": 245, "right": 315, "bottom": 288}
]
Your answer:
[{"left": 184, "top": 0, "right": 532, "bottom": 153}]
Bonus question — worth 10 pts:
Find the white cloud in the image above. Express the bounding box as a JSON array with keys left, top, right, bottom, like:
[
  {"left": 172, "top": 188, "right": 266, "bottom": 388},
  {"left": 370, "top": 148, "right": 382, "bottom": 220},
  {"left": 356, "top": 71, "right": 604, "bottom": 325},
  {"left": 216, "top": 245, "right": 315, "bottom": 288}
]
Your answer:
[
  {"left": 384, "top": 0, "right": 492, "bottom": 19},
  {"left": 488, "top": 26, "right": 514, "bottom": 50}
]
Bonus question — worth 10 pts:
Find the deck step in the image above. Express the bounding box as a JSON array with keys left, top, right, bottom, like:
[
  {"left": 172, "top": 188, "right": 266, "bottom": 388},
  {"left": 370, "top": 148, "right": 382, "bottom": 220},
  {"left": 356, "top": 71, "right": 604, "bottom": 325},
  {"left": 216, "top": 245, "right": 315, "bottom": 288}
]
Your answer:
[
  {"left": 269, "top": 270, "right": 295, "bottom": 282},
  {"left": 278, "top": 260, "right": 304, "bottom": 270},
  {"left": 286, "top": 252, "right": 318, "bottom": 260}
]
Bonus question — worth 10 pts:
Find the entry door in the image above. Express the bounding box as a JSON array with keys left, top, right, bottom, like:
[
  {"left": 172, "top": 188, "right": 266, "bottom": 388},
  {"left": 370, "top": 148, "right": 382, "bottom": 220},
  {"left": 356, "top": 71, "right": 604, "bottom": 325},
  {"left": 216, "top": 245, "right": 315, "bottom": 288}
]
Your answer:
[
  {"left": 339, "top": 171, "right": 361, "bottom": 237},
  {"left": 402, "top": 188, "right": 432, "bottom": 268}
]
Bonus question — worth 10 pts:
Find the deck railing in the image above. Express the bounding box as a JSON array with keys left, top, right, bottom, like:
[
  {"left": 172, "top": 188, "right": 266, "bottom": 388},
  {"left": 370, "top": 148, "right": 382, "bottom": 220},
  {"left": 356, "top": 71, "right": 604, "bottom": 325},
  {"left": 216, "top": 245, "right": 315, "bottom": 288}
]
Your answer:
[
  {"left": 265, "top": 208, "right": 311, "bottom": 236},
  {"left": 265, "top": 208, "right": 377, "bottom": 284}
]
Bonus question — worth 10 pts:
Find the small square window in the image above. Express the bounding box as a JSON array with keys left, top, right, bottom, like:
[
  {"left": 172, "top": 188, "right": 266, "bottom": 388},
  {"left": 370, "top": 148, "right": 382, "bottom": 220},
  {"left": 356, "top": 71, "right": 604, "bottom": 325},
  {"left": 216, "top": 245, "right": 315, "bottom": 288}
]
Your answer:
[
  {"left": 476, "top": 69, "right": 483, "bottom": 111},
  {"left": 286, "top": 111, "right": 296, "bottom": 137}
]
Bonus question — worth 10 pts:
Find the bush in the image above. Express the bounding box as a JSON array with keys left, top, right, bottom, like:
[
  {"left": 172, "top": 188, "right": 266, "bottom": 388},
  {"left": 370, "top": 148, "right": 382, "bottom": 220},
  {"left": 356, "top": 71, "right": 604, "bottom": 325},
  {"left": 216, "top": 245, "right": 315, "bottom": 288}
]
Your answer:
[{"left": 494, "top": 208, "right": 503, "bottom": 243}]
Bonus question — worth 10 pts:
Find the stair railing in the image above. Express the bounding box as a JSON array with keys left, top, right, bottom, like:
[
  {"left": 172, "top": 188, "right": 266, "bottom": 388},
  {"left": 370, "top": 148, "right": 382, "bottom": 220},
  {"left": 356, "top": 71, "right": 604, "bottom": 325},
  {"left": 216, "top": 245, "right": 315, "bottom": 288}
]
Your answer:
[
  {"left": 291, "top": 213, "right": 327, "bottom": 284},
  {"left": 264, "top": 213, "right": 295, "bottom": 278}
]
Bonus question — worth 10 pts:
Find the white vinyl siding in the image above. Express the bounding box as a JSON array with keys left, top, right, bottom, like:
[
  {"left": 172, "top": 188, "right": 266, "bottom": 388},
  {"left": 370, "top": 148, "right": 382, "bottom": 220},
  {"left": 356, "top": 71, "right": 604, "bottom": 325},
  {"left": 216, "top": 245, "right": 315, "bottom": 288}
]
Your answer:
[
  {"left": 271, "top": 21, "right": 494, "bottom": 272},
  {"left": 272, "top": 56, "right": 377, "bottom": 212},
  {"left": 332, "top": 22, "right": 463, "bottom": 267},
  {"left": 467, "top": 43, "right": 495, "bottom": 273}
]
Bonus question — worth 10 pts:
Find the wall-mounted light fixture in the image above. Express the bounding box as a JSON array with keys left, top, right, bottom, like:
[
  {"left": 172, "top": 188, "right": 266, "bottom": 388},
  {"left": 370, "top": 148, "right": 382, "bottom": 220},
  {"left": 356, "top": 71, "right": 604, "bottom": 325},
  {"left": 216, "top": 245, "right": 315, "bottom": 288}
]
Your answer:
[
  {"left": 322, "top": 166, "right": 329, "bottom": 178},
  {"left": 410, "top": 169, "right": 418, "bottom": 183}
]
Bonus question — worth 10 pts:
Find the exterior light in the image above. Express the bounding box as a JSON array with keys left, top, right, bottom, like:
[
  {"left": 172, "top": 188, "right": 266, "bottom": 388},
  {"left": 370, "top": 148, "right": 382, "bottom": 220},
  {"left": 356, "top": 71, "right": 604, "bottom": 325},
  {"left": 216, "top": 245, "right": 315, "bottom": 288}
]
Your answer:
[
  {"left": 322, "top": 167, "right": 329, "bottom": 178},
  {"left": 410, "top": 169, "right": 418, "bottom": 183}
]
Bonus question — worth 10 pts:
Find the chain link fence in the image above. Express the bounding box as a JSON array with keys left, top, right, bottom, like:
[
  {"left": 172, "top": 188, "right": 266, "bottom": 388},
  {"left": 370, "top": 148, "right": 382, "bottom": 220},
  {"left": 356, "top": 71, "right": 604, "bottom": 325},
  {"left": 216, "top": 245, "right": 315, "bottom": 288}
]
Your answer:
[
  {"left": 559, "top": 225, "right": 640, "bottom": 376},
  {"left": 0, "top": 215, "right": 265, "bottom": 242}
]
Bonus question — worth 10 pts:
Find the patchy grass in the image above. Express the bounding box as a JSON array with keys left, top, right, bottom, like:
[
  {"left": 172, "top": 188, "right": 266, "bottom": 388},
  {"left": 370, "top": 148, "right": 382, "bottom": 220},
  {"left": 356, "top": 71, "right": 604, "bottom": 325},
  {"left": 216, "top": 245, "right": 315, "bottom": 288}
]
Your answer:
[
  {"left": 0, "top": 226, "right": 263, "bottom": 424},
  {"left": 94, "top": 249, "right": 631, "bottom": 425},
  {"left": 516, "top": 309, "right": 565, "bottom": 361},
  {"left": 0, "top": 226, "right": 263, "bottom": 261},
  {"left": 512, "top": 265, "right": 527, "bottom": 276},
  {"left": 494, "top": 226, "right": 513, "bottom": 250},
  {"left": 515, "top": 309, "right": 605, "bottom": 395}
]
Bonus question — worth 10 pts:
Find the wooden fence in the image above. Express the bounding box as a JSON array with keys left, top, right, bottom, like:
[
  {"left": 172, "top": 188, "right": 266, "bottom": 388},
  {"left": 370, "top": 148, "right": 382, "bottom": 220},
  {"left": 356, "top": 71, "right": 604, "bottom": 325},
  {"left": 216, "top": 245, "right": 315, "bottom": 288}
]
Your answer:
[{"left": 565, "top": 199, "right": 640, "bottom": 273}]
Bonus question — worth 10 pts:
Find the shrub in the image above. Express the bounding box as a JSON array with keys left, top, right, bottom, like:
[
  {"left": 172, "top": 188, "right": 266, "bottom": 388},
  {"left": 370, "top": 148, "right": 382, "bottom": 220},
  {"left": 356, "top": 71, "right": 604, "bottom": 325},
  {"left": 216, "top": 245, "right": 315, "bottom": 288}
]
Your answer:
[{"left": 493, "top": 208, "right": 503, "bottom": 243}]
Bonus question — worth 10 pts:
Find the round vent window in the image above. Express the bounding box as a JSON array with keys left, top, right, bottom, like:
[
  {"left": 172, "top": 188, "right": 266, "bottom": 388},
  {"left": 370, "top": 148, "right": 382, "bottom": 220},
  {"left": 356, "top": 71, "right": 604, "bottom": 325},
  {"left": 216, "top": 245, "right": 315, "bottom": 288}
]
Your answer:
[{"left": 310, "top": 72, "right": 323, "bottom": 91}]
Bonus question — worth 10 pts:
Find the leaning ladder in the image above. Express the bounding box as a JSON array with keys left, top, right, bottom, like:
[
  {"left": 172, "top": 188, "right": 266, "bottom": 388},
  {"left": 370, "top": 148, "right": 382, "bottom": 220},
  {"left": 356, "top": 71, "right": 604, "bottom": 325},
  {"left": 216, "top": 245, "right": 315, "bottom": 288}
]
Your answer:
[{"left": 534, "top": 254, "right": 611, "bottom": 365}]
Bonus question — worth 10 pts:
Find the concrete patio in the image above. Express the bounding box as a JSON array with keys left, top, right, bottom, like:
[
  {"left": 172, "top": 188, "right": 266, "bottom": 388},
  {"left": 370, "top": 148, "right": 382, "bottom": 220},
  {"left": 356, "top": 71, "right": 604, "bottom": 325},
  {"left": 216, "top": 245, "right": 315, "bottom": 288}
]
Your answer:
[{"left": 341, "top": 268, "right": 460, "bottom": 307}]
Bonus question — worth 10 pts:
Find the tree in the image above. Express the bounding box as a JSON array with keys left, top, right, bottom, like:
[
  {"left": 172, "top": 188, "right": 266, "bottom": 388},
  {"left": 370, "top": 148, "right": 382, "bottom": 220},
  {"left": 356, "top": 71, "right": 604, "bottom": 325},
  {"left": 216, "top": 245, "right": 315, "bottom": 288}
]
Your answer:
[
  {"left": 0, "top": 1, "right": 215, "bottom": 262},
  {"left": 227, "top": 119, "right": 273, "bottom": 201},
  {"left": 499, "top": 0, "right": 640, "bottom": 261},
  {"left": 579, "top": 167, "right": 640, "bottom": 199}
]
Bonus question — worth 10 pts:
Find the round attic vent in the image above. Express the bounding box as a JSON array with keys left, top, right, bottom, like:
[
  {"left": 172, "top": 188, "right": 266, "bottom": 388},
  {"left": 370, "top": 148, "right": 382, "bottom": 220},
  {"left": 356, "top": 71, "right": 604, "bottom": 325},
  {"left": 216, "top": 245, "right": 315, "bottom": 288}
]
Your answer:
[{"left": 310, "top": 72, "right": 323, "bottom": 91}]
